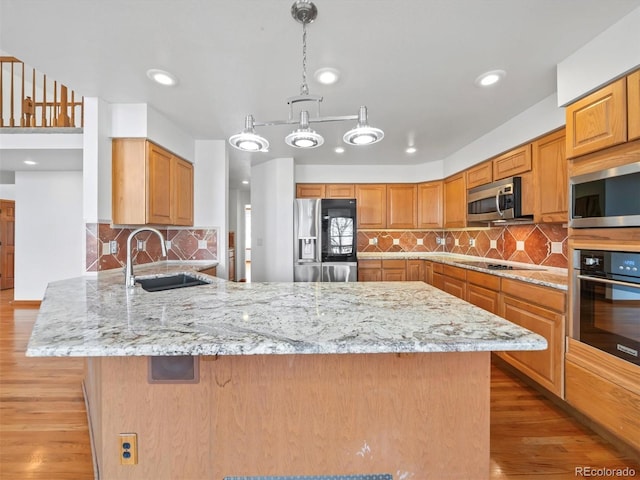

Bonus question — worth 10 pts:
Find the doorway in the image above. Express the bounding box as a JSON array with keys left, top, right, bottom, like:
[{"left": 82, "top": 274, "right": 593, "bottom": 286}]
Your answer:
[{"left": 0, "top": 199, "right": 15, "bottom": 290}]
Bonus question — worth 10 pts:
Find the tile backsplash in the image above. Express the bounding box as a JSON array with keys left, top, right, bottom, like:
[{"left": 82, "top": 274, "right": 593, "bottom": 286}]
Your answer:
[
  {"left": 358, "top": 223, "right": 568, "bottom": 268},
  {"left": 85, "top": 223, "right": 218, "bottom": 272}
]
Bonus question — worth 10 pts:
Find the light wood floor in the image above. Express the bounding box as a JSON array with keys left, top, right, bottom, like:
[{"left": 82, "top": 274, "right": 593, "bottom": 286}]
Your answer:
[{"left": 1, "top": 288, "right": 638, "bottom": 479}]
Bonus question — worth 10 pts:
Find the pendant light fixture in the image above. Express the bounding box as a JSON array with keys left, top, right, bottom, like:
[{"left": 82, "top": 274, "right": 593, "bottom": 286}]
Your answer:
[{"left": 228, "top": 0, "right": 384, "bottom": 152}]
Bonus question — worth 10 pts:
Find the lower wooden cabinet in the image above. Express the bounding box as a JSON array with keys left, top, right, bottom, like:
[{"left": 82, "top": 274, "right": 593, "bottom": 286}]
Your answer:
[
  {"left": 441, "top": 265, "right": 466, "bottom": 299},
  {"left": 407, "top": 260, "right": 424, "bottom": 281},
  {"left": 358, "top": 259, "right": 382, "bottom": 282},
  {"left": 466, "top": 270, "right": 500, "bottom": 314},
  {"left": 382, "top": 259, "right": 406, "bottom": 281},
  {"left": 496, "top": 278, "right": 566, "bottom": 397}
]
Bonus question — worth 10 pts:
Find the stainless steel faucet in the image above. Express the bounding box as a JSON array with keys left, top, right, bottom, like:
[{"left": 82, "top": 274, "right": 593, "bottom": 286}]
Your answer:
[{"left": 125, "top": 227, "right": 168, "bottom": 287}]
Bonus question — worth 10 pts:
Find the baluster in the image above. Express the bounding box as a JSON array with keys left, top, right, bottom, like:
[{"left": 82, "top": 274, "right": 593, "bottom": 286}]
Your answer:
[
  {"left": 10, "top": 62, "right": 15, "bottom": 126},
  {"left": 42, "top": 73, "right": 47, "bottom": 127},
  {"left": 31, "top": 67, "right": 36, "bottom": 126},
  {"left": 57, "top": 84, "right": 70, "bottom": 126},
  {"left": 81, "top": 96, "right": 84, "bottom": 128},
  {"left": 70, "top": 90, "right": 75, "bottom": 127},
  {"left": 53, "top": 80, "right": 57, "bottom": 127}
]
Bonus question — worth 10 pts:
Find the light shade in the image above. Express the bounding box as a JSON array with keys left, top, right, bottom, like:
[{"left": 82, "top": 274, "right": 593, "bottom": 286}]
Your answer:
[
  {"left": 229, "top": 115, "right": 270, "bottom": 152},
  {"left": 285, "top": 111, "right": 324, "bottom": 148},
  {"left": 343, "top": 106, "right": 384, "bottom": 146},
  {"left": 146, "top": 69, "right": 178, "bottom": 86}
]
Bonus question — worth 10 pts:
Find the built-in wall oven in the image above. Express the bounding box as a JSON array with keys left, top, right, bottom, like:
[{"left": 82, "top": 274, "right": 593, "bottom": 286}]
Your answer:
[{"left": 572, "top": 249, "right": 640, "bottom": 366}]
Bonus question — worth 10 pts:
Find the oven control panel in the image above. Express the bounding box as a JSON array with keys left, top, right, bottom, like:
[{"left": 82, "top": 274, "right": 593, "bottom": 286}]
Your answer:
[{"left": 580, "top": 250, "right": 640, "bottom": 281}]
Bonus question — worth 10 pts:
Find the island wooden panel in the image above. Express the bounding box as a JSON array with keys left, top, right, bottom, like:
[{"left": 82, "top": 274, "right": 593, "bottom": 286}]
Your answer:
[{"left": 85, "top": 352, "right": 491, "bottom": 479}]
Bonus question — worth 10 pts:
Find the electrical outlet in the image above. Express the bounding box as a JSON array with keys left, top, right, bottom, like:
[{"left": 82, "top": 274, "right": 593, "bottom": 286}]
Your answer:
[
  {"left": 137, "top": 239, "right": 145, "bottom": 251},
  {"left": 435, "top": 237, "right": 442, "bottom": 245},
  {"left": 469, "top": 238, "right": 475, "bottom": 247},
  {"left": 110, "top": 240, "right": 118, "bottom": 254},
  {"left": 119, "top": 433, "right": 138, "bottom": 465}
]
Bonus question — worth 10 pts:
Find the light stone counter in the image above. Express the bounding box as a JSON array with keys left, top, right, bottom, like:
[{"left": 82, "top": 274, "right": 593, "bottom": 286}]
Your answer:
[
  {"left": 358, "top": 252, "right": 568, "bottom": 290},
  {"left": 27, "top": 260, "right": 546, "bottom": 357}
]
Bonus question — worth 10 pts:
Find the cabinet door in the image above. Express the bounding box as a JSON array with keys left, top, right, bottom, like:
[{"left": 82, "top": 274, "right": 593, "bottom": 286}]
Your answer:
[
  {"left": 173, "top": 157, "right": 194, "bottom": 226},
  {"left": 296, "top": 184, "right": 325, "bottom": 198},
  {"left": 417, "top": 181, "right": 443, "bottom": 228},
  {"left": 147, "top": 143, "right": 174, "bottom": 225},
  {"left": 423, "top": 261, "right": 433, "bottom": 285},
  {"left": 493, "top": 144, "right": 532, "bottom": 180},
  {"left": 358, "top": 259, "right": 382, "bottom": 282},
  {"left": 355, "top": 184, "right": 387, "bottom": 229},
  {"left": 628, "top": 70, "right": 640, "bottom": 142},
  {"left": 387, "top": 184, "right": 417, "bottom": 229},
  {"left": 443, "top": 276, "right": 465, "bottom": 299},
  {"left": 407, "top": 260, "right": 424, "bottom": 281},
  {"left": 444, "top": 173, "right": 466, "bottom": 228},
  {"left": 566, "top": 77, "right": 627, "bottom": 158},
  {"left": 498, "top": 295, "right": 564, "bottom": 397},
  {"left": 466, "top": 161, "right": 493, "bottom": 189},
  {"left": 467, "top": 284, "right": 499, "bottom": 314},
  {"left": 112, "top": 138, "right": 147, "bottom": 225},
  {"left": 325, "top": 184, "right": 355, "bottom": 199},
  {"left": 382, "top": 268, "right": 406, "bottom": 281},
  {"left": 533, "top": 129, "right": 567, "bottom": 223}
]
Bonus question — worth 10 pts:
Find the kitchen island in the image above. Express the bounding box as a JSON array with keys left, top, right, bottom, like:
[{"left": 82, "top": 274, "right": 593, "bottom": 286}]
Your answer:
[{"left": 27, "top": 262, "right": 547, "bottom": 480}]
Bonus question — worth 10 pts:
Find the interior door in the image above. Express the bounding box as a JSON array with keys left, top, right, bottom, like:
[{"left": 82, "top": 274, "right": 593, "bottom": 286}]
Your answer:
[{"left": 0, "top": 200, "right": 15, "bottom": 290}]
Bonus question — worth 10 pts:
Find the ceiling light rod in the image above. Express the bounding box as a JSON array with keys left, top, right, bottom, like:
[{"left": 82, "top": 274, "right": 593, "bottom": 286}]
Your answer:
[{"left": 228, "top": 0, "right": 384, "bottom": 152}]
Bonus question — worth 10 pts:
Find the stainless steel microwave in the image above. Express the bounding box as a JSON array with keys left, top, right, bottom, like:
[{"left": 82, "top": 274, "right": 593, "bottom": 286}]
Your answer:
[
  {"left": 467, "top": 176, "right": 531, "bottom": 224},
  {"left": 569, "top": 162, "right": 640, "bottom": 228}
]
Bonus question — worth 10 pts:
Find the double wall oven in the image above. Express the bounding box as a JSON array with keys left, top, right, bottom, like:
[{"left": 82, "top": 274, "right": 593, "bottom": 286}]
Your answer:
[{"left": 572, "top": 249, "right": 640, "bottom": 366}]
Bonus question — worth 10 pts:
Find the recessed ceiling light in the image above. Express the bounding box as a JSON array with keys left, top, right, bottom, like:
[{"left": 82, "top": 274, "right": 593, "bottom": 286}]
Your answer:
[
  {"left": 334, "top": 146, "right": 345, "bottom": 154},
  {"left": 24, "top": 160, "right": 37, "bottom": 165},
  {"left": 314, "top": 67, "right": 340, "bottom": 85},
  {"left": 242, "top": 180, "right": 250, "bottom": 185},
  {"left": 405, "top": 146, "right": 417, "bottom": 154},
  {"left": 146, "top": 69, "right": 178, "bottom": 86},
  {"left": 475, "top": 69, "right": 506, "bottom": 87}
]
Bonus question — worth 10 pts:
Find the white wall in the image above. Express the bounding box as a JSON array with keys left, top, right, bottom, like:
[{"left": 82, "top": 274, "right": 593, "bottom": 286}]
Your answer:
[
  {"left": 557, "top": 6, "right": 640, "bottom": 106},
  {"left": 194, "top": 140, "right": 228, "bottom": 277},
  {"left": 295, "top": 161, "right": 443, "bottom": 184},
  {"left": 0, "top": 184, "right": 15, "bottom": 200},
  {"left": 14, "top": 171, "right": 84, "bottom": 300},
  {"left": 251, "top": 158, "right": 294, "bottom": 282},
  {"left": 84, "top": 97, "right": 112, "bottom": 223}
]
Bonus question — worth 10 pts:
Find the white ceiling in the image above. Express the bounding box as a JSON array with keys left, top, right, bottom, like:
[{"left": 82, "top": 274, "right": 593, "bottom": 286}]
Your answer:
[{"left": 1, "top": 0, "right": 640, "bottom": 190}]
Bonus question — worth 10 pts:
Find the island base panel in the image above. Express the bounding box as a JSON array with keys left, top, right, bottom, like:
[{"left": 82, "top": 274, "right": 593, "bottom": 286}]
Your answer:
[{"left": 85, "top": 352, "right": 490, "bottom": 479}]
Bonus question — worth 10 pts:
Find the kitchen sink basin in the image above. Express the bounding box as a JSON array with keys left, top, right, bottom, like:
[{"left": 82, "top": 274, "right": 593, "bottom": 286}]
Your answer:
[{"left": 136, "top": 274, "right": 211, "bottom": 292}]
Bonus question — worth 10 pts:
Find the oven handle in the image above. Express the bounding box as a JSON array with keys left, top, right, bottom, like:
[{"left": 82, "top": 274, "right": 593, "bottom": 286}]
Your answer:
[{"left": 577, "top": 274, "right": 640, "bottom": 289}]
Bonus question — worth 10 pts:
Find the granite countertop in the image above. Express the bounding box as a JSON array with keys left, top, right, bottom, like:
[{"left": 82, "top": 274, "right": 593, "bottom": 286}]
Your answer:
[
  {"left": 26, "top": 260, "right": 546, "bottom": 358},
  {"left": 358, "top": 252, "right": 568, "bottom": 290}
]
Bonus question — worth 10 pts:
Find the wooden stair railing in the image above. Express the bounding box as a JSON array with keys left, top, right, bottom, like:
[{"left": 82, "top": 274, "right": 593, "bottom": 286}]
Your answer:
[{"left": 0, "top": 56, "right": 83, "bottom": 129}]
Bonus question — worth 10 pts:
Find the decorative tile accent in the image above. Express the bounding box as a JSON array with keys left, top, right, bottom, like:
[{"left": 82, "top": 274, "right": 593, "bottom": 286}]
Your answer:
[
  {"left": 356, "top": 224, "right": 568, "bottom": 268},
  {"left": 85, "top": 223, "right": 219, "bottom": 272}
]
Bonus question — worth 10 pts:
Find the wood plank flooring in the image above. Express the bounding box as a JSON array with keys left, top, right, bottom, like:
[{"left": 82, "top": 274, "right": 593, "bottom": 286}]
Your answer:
[{"left": 1, "top": 288, "right": 638, "bottom": 479}]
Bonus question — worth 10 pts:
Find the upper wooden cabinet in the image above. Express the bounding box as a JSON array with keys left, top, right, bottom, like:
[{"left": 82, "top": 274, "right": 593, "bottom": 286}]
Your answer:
[
  {"left": 566, "top": 76, "right": 627, "bottom": 158},
  {"left": 296, "top": 183, "right": 356, "bottom": 199},
  {"left": 628, "top": 70, "right": 640, "bottom": 142},
  {"left": 296, "top": 183, "right": 325, "bottom": 198},
  {"left": 466, "top": 161, "right": 493, "bottom": 189},
  {"left": 417, "top": 181, "right": 443, "bottom": 228},
  {"left": 112, "top": 139, "right": 194, "bottom": 226},
  {"left": 533, "top": 129, "right": 567, "bottom": 223},
  {"left": 355, "top": 184, "right": 387, "bottom": 229},
  {"left": 443, "top": 173, "right": 466, "bottom": 228},
  {"left": 326, "top": 184, "right": 355, "bottom": 198},
  {"left": 492, "top": 144, "right": 532, "bottom": 180},
  {"left": 387, "top": 184, "right": 417, "bottom": 229}
]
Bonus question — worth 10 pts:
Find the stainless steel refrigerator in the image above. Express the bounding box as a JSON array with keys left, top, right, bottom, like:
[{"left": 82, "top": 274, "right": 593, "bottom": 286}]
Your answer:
[{"left": 294, "top": 198, "right": 358, "bottom": 282}]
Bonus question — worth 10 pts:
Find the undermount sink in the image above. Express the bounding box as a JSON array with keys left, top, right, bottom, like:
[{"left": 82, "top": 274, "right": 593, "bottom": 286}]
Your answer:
[{"left": 136, "top": 274, "right": 211, "bottom": 292}]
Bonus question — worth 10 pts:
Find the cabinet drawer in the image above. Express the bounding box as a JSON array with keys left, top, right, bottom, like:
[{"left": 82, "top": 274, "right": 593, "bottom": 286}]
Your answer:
[
  {"left": 466, "top": 270, "right": 500, "bottom": 291},
  {"left": 382, "top": 259, "right": 406, "bottom": 269},
  {"left": 443, "top": 276, "right": 466, "bottom": 299},
  {"left": 432, "top": 262, "right": 444, "bottom": 274},
  {"left": 467, "top": 283, "right": 499, "bottom": 314},
  {"left": 501, "top": 278, "right": 565, "bottom": 313},
  {"left": 358, "top": 259, "right": 382, "bottom": 269},
  {"left": 443, "top": 264, "right": 466, "bottom": 281}
]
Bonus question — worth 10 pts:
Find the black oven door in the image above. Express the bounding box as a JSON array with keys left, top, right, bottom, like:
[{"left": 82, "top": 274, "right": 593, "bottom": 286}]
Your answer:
[{"left": 577, "top": 274, "right": 640, "bottom": 365}]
